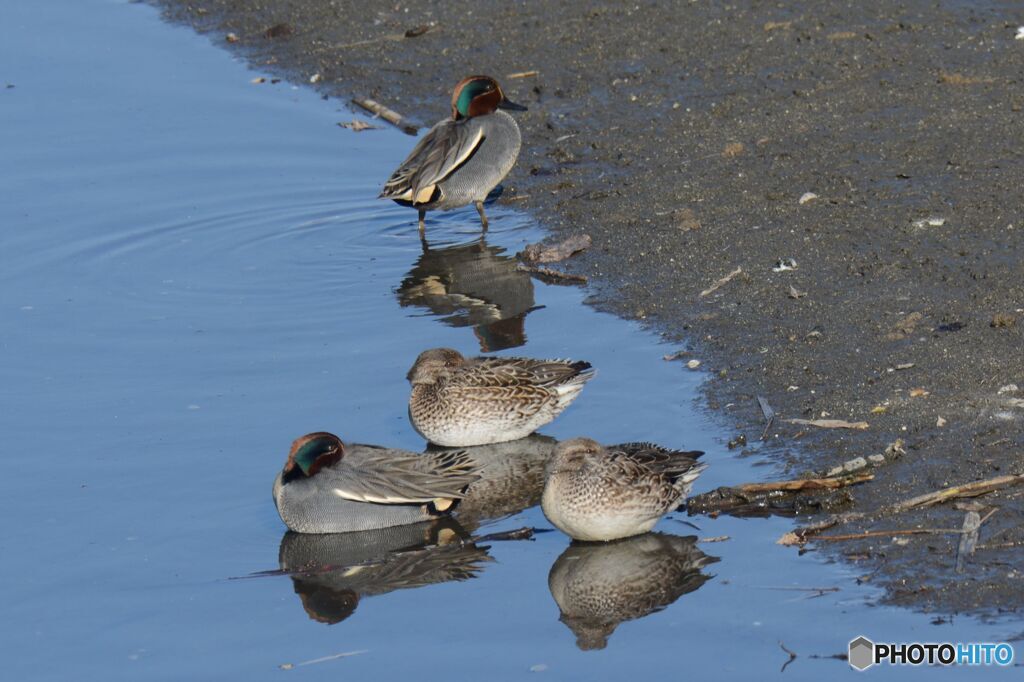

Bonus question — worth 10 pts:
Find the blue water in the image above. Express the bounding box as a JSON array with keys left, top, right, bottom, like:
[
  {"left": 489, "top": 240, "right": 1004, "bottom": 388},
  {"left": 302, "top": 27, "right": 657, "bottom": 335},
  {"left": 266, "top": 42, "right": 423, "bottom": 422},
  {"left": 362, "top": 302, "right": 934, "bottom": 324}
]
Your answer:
[{"left": 1, "top": 1, "right": 1018, "bottom": 679}]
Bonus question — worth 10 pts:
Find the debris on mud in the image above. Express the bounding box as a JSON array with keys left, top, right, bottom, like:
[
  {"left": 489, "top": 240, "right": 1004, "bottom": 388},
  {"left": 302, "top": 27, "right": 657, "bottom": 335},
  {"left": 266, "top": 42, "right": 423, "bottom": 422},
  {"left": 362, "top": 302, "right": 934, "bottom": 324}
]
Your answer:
[
  {"left": 337, "top": 119, "right": 378, "bottom": 132},
  {"left": 688, "top": 473, "right": 871, "bottom": 518},
  {"left": 352, "top": 97, "right": 418, "bottom": 135},
  {"left": 516, "top": 264, "right": 588, "bottom": 285},
  {"left": 263, "top": 23, "right": 292, "bottom": 39},
  {"left": 784, "top": 418, "right": 869, "bottom": 430},
  {"left": 519, "top": 233, "right": 591, "bottom": 264},
  {"left": 699, "top": 266, "right": 742, "bottom": 297}
]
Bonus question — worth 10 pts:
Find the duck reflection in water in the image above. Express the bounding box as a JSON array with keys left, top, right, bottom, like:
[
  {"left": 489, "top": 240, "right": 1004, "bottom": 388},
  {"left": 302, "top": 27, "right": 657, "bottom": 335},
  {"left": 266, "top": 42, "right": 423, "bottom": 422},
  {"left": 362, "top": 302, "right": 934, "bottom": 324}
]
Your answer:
[
  {"left": 548, "top": 533, "right": 718, "bottom": 650},
  {"left": 427, "top": 434, "right": 558, "bottom": 529},
  {"left": 277, "top": 518, "right": 490, "bottom": 625},
  {"left": 397, "top": 236, "right": 538, "bottom": 352}
]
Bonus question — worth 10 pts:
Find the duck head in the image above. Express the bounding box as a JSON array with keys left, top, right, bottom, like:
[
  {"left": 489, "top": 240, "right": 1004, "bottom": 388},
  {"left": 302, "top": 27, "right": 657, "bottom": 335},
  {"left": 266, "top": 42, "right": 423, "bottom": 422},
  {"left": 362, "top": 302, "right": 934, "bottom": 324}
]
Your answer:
[
  {"left": 451, "top": 75, "right": 527, "bottom": 120},
  {"left": 406, "top": 347, "right": 466, "bottom": 385},
  {"left": 283, "top": 432, "right": 344, "bottom": 482},
  {"left": 547, "top": 437, "right": 603, "bottom": 476}
]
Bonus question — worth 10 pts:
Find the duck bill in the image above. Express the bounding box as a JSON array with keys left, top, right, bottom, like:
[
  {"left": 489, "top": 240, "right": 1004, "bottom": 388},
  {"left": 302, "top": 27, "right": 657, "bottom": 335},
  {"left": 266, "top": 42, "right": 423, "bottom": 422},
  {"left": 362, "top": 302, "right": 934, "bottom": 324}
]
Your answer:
[{"left": 498, "top": 97, "right": 528, "bottom": 112}]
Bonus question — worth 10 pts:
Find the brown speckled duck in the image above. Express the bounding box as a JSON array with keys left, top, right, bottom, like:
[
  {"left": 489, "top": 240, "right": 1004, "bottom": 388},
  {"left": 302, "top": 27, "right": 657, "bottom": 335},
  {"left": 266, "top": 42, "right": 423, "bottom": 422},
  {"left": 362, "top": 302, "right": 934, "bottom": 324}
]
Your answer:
[
  {"left": 541, "top": 438, "right": 707, "bottom": 542},
  {"left": 407, "top": 348, "right": 595, "bottom": 447}
]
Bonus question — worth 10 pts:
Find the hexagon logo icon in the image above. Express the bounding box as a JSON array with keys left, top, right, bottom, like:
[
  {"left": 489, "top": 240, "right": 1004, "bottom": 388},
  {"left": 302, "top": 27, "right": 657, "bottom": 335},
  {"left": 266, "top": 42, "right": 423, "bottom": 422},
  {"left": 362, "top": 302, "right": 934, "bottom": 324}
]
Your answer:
[{"left": 849, "top": 636, "right": 875, "bottom": 671}]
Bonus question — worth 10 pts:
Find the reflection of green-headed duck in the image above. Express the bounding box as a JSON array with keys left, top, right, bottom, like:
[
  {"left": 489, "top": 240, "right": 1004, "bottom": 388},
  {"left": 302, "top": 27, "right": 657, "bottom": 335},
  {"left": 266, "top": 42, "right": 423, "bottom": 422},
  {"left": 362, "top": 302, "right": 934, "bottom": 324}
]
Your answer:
[
  {"left": 396, "top": 237, "right": 537, "bottom": 352},
  {"left": 278, "top": 519, "right": 490, "bottom": 625},
  {"left": 380, "top": 76, "right": 527, "bottom": 234},
  {"left": 542, "top": 439, "right": 706, "bottom": 542},
  {"left": 272, "top": 432, "right": 480, "bottom": 533}
]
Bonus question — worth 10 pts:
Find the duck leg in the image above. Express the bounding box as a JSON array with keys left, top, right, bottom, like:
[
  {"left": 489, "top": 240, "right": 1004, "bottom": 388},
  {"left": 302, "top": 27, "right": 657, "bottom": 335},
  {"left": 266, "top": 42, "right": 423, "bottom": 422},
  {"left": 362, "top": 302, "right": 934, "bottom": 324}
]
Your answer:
[
  {"left": 418, "top": 208, "right": 426, "bottom": 236},
  {"left": 474, "top": 201, "right": 489, "bottom": 232}
]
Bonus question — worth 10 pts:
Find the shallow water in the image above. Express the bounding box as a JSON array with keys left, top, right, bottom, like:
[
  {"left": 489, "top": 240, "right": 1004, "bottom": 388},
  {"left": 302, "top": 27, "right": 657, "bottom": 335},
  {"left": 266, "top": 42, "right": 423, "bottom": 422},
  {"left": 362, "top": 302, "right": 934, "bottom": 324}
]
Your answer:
[{"left": 1, "top": 1, "right": 1017, "bottom": 679}]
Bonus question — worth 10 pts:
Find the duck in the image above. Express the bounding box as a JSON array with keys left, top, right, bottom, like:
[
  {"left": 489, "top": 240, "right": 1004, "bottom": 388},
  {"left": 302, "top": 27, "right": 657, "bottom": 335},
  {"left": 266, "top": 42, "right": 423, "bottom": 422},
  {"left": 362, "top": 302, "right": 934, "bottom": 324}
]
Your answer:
[
  {"left": 541, "top": 438, "right": 707, "bottom": 542},
  {"left": 379, "top": 75, "right": 527, "bottom": 234},
  {"left": 272, "top": 432, "right": 480, "bottom": 534},
  {"left": 407, "top": 348, "right": 595, "bottom": 447}
]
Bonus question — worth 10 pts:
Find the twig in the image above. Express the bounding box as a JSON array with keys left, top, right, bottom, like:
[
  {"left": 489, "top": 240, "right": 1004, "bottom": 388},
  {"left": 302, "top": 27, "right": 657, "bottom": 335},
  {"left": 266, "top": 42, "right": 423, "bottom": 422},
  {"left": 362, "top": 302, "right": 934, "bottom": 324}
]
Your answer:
[
  {"left": 507, "top": 70, "right": 539, "bottom": 79},
  {"left": 757, "top": 396, "right": 775, "bottom": 440},
  {"left": 977, "top": 540, "right": 1024, "bottom": 550},
  {"left": 779, "top": 641, "right": 798, "bottom": 673},
  {"left": 352, "top": 98, "right": 418, "bottom": 135},
  {"left": 736, "top": 473, "right": 873, "bottom": 494},
  {"left": 813, "top": 528, "right": 962, "bottom": 542},
  {"left": 332, "top": 24, "right": 439, "bottom": 49},
  {"left": 762, "top": 586, "right": 839, "bottom": 598},
  {"left": 699, "top": 266, "right": 742, "bottom": 297},
  {"left": 784, "top": 418, "right": 869, "bottom": 430},
  {"left": 474, "top": 527, "right": 544, "bottom": 543},
  {"left": 955, "top": 511, "right": 981, "bottom": 573},
  {"left": 889, "top": 474, "right": 1024, "bottom": 513},
  {"left": 280, "top": 650, "right": 369, "bottom": 669}
]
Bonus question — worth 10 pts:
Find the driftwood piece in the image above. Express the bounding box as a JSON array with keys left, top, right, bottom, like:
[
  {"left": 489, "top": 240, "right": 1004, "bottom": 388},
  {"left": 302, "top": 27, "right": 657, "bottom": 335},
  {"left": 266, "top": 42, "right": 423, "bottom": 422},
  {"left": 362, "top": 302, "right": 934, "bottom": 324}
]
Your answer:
[
  {"left": 784, "top": 418, "right": 869, "bottom": 430},
  {"left": 889, "top": 473, "right": 1024, "bottom": 512},
  {"left": 689, "top": 474, "right": 869, "bottom": 518},
  {"left": 519, "top": 234, "right": 591, "bottom": 264},
  {"left": 352, "top": 98, "right": 418, "bottom": 135},
  {"left": 779, "top": 475, "right": 1021, "bottom": 546},
  {"left": 810, "top": 527, "right": 963, "bottom": 543},
  {"left": 736, "top": 473, "right": 873, "bottom": 494},
  {"left": 699, "top": 266, "right": 742, "bottom": 297}
]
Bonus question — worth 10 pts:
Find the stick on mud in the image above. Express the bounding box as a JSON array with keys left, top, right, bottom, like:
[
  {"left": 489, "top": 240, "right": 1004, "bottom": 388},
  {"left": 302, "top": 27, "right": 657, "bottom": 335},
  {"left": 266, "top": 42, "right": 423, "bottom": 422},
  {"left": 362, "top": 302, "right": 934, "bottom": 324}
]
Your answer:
[{"left": 352, "top": 98, "right": 419, "bottom": 135}]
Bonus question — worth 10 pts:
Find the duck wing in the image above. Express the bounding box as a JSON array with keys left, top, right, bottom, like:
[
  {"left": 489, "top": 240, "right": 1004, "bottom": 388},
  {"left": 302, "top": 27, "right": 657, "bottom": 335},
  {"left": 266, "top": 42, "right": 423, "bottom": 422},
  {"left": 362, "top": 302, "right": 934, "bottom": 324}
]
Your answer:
[
  {"left": 379, "top": 119, "right": 485, "bottom": 205},
  {"left": 609, "top": 442, "right": 706, "bottom": 485},
  {"left": 462, "top": 356, "right": 595, "bottom": 389},
  {"left": 325, "top": 449, "right": 480, "bottom": 505}
]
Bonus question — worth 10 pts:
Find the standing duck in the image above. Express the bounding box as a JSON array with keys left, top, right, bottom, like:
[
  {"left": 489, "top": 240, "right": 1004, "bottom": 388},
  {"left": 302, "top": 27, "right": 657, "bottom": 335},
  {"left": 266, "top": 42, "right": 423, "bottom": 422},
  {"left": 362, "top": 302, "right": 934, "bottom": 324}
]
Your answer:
[
  {"left": 380, "top": 75, "right": 527, "bottom": 234},
  {"left": 272, "top": 432, "right": 480, "bottom": 533},
  {"left": 407, "top": 348, "right": 595, "bottom": 447},
  {"left": 541, "top": 438, "right": 707, "bottom": 542}
]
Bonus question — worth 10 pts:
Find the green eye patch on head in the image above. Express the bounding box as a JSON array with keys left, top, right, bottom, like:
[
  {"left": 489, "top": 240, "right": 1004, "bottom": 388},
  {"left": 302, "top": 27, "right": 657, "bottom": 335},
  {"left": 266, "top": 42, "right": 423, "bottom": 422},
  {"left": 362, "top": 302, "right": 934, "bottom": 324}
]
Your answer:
[
  {"left": 292, "top": 435, "right": 341, "bottom": 476},
  {"left": 455, "top": 78, "right": 496, "bottom": 118}
]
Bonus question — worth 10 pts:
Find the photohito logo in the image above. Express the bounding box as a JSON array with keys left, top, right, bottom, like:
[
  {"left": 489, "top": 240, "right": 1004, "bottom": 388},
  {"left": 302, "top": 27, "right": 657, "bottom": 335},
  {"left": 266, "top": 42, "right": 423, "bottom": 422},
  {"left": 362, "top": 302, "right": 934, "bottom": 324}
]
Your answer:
[{"left": 849, "top": 636, "right": 1014, "bottom": 670}]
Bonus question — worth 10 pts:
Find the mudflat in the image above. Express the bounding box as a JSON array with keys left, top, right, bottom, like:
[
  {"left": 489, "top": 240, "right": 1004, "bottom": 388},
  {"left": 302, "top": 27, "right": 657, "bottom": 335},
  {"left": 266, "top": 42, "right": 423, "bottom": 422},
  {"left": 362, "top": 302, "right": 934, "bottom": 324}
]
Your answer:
[{"left": 153, "top": 0, "right": 1024, "bottom": 615}]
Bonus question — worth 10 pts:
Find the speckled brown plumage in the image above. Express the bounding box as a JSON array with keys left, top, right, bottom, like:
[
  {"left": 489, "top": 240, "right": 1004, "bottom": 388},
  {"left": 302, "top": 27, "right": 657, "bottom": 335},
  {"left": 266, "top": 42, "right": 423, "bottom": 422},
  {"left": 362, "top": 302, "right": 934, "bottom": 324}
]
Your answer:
[
  {"left": 407, "top": 348, "right": 595, "bottom": 446},
  {"left": 542, "top": 438, "right": 707, "bottom": 541}
]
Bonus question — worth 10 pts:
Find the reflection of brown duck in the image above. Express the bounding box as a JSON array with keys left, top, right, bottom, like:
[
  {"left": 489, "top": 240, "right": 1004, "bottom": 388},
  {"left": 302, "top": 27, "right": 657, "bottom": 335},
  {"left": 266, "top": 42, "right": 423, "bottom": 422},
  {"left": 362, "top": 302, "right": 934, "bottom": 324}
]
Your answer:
[
  {"left": 396, "top": 237, "right": 537, "bottom": 351},
  {"left": 425, "top": 435, "right": 558, "bottom": 528},
  {"left": 548, "top": 533, "right": 717, "bottom": 650},
  {"left": 278, "top": 518, "right": 490, "bottom": 625}
]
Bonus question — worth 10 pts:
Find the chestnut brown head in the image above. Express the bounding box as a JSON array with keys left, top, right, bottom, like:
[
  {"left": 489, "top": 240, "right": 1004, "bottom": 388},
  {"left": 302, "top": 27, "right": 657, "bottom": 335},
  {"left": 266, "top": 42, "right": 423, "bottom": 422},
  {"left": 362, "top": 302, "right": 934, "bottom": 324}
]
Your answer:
[{"left": 451, "top": 75, "right": 527, "bottom": 120}]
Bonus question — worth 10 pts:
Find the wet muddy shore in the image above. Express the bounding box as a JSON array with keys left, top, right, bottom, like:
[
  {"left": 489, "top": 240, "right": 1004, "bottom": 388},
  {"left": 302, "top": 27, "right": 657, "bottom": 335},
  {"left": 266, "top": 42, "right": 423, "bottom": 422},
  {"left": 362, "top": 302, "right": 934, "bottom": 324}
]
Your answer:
[{"left": 152, "top": 0, "right": 1024, "bottom": 615}]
